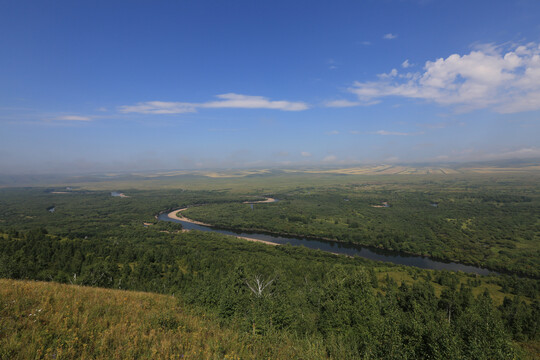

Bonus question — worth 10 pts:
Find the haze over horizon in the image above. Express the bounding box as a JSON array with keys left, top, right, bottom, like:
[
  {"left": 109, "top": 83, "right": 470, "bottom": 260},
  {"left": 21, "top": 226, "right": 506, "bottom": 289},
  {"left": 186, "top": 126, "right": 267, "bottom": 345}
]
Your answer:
[{"left": 1, "top": 1, "right": 539, "bottom": 174}]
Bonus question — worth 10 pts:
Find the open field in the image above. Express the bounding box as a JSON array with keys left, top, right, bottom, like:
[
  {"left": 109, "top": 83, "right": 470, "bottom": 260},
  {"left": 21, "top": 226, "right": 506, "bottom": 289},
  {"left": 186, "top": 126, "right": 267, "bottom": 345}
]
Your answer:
[{"left": 2, "top": 160, "right": 540, "bottom": 190}]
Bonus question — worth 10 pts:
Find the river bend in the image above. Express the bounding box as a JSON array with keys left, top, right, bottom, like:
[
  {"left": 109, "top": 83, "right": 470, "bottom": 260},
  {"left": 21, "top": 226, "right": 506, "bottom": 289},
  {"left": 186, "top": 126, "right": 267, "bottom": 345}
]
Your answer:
[{"left": 158, "top": 206, "right": 497, "bottom": 276}]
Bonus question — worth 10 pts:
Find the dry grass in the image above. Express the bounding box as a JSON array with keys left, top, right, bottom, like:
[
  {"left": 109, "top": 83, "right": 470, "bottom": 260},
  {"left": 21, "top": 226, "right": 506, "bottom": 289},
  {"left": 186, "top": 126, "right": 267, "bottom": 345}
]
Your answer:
[{"left": 0, "top": 279, "right": 324, "bottom": 360}]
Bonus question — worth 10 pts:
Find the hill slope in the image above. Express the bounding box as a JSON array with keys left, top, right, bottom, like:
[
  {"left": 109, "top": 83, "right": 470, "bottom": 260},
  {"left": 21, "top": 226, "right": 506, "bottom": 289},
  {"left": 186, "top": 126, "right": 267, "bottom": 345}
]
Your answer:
[{"left": 0, "top": 279, "right": 324, "bottom": 359}]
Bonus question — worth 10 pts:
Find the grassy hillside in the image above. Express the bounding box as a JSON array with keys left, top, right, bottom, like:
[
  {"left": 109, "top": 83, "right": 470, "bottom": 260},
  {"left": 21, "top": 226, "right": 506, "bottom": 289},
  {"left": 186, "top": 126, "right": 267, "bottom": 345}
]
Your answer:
[
  {"left": 1, "top": 278, "right": 538, "bottom": 359},
  {"left": 0, "top": 279, "right": 325, "bottom": 359}
]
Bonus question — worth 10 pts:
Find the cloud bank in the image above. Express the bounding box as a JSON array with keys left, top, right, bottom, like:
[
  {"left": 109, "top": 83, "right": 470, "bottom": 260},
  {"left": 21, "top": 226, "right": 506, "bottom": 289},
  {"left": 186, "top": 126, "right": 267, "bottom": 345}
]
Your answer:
[
  {"left": 119, "top": 93, "right": 309, "bottom": 114},
  {"left": 348, "top": 43, "right": 540, "bottom": 113}
]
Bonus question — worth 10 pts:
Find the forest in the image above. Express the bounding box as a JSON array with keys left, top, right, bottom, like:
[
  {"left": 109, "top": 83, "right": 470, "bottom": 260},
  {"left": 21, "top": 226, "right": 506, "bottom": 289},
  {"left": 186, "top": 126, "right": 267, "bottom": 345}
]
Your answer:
[
  {"left": 181, "top": 177, "right": 540, "bottom": 277},
  {"left": 0, "top": 173, "right": 539, "bottom": 359}
]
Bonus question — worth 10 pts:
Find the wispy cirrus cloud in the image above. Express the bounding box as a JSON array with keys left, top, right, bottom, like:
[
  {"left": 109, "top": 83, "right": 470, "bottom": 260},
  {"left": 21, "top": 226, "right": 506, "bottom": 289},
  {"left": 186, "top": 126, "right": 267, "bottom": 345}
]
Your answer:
[
  {"left": 346, "top": 42, "right": 540, "bottom": 113},
  {"left": 119, "top": 93, "right": 309, "bottom": 114},
  {"left": 383, "top": 33, "right": 398, "bottom": 40},
  {"left": 325, "top": 99, "right": 361, "bottom": 107},
  {"left": 322, "top": 155, "right": 337, "bottom": 162},
  {"left": 494, "top": 147, "right": 540, "bottom": 159},
  {"left": 373, "top": 130, "right": 424, "bottom": 136},
  {"left": 119, "top": 101, "right": 196, "bottom": 114},
  {"left": 324, "top": 99, "right": 379, "bottom": 107},
  {"left": 416, "top": 120, "right": 465, "bottom": 129},
  {"left": 202, "top": 93, "right": 308, "bottom": 111},
  {"left": 327, "top": 58, "right": 338, "bottom": 70},
  {"left": 54, "top": 115, "right": 92, "bottom": 121},
  {"left": 348, "top": 129, "right": 423, "bottom": 136}
]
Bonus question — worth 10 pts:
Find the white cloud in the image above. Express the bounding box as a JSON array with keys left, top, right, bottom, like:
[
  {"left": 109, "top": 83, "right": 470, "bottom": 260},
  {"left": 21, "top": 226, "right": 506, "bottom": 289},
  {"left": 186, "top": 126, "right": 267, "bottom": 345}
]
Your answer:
[
  {"left": 383, "top": 33, "right": 398, "bottom": 40},
  {"left": 494, "top": 147, "right": 540, "bottom": 159},
  {"left": 202, "top": 93, "right": 308, "bottom": 111},
  {"left": 119, "top": 101, "right": 196, "bottom": 114},
  {"left": 55, "top": 115, "right": 92, "bottom": 121},
  {"left": 322, "top": 155, "right": 337, "bottom": 162},
  {"left": 328, "top": 59, "right": 338, "bottom": 70},
  {"left": 360, "top": 41, "right": 371, "bottom": 46},
  {"left": 325, "top": 99, "right": 361, "bottom": 107},
  {"left": 119, "top": 93, "right": 309, "bottom": 114},
  {"left": 377, "top": 68, "right": 398, "bottom": 79},
  {"left": 417, "top": 120, "right": 464, "bottom": 129},
  {"left": 301, "top": 151, "right": 312, "bottom": 157},
  {"left": 326, "top": 130, "right": 340, "bottom": 135},
  {"left": 324, "top": 99, "right": 380, "bottom": 108},
  {"left": 373, "top": 130, "right": 424, "bottom": 136},
  {"left": 348, "top": 42, "right": 540, "bottom": 113},
  {"left": 402, "top": 59, "right": 411, "bottom": 68}
]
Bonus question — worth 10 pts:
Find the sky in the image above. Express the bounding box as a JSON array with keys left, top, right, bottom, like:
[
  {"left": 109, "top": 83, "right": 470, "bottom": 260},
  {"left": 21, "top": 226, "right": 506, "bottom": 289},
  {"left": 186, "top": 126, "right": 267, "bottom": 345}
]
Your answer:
[{"left": 1, "top": 0, "right": 540, "bottom": 174}]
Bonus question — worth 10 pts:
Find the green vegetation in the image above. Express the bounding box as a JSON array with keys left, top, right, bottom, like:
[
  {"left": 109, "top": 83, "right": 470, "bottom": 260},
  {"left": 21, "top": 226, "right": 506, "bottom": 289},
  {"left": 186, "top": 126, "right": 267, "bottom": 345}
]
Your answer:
[
  {"left": 0, "top": 170, "right": 539, "bottom": 358},
  {"left": 0, "top": 226, "right": 538, "bottom": 358},
  {"left": 183, "top": 176, "right": 540, "bottom": 277},
  {"left": 0, "top": 279, "right": 324, "bottom": 359}
]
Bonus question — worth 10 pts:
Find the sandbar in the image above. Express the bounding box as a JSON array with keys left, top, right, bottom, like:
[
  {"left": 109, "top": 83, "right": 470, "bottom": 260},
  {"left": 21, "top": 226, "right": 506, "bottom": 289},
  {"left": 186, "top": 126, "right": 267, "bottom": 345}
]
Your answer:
[
  {"left": 166, "top": 208, "right": 212, "bottom": 226},
  {"left": 166, "top": 208, "right": 279, "bottom": 246},
  {"left": 243, "top": 197, "right": 277, "bottom": 204}
]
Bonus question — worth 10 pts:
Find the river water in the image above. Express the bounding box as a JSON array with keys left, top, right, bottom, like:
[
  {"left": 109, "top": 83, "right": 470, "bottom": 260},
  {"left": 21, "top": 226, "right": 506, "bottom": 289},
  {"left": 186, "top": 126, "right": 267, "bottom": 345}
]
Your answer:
[{"left": 158, "top": 211, "right": 497, "bottom": 276}]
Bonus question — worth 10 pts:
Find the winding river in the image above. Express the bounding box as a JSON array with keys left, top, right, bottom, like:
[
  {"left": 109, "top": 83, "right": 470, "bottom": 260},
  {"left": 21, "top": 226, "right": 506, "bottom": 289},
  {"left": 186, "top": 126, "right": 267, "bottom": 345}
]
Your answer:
[{"left": 158, "top": 202, "right": 498, "bottom": 276}]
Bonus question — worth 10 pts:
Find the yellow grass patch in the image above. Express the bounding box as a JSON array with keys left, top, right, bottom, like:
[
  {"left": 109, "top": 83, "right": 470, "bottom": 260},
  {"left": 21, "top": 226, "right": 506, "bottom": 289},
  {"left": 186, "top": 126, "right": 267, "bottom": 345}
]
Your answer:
[{"left": 0, "top": 279, "right": 324, "bottom": 359}]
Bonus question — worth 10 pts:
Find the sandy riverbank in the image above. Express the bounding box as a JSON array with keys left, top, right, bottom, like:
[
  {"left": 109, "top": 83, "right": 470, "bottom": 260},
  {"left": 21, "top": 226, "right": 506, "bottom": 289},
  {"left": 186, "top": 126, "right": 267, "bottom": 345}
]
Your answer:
[
  {"left": 166, "top": 209, "right": 279, "bottom": 246},
  {"left": 243, "top": 197, "right": 277, "bottom": 204},
  {"left": 236, "top": 236, "right": 279, "bottom": 246},
  {"left": 166, "top": 209, "right": 213, "bottom": 226}
]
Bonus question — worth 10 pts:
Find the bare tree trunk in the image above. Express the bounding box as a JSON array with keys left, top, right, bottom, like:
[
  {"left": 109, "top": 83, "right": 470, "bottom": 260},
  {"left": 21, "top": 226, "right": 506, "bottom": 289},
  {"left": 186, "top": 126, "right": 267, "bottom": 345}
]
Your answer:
[{"left": 246, "top": 275, "right": 274, "bottom": 297}]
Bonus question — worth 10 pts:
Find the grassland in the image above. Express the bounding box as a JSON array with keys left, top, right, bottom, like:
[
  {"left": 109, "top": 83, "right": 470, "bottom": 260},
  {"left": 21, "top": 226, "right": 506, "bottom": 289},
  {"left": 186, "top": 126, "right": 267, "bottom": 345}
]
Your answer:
[
  {"left": 2, "top": 160, "right": 539, "bottom": 191},
  {"left": 0, "top": 279, "right": 327, "bottom": 360}
]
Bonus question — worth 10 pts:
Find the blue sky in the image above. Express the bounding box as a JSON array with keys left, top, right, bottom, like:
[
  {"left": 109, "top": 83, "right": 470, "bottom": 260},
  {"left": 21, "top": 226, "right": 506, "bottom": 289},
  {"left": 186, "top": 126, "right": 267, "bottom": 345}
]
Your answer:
[{"left": 1, "top": 0, "right": 539, "bottom": 173}]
